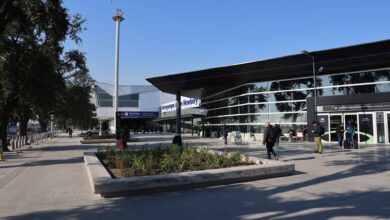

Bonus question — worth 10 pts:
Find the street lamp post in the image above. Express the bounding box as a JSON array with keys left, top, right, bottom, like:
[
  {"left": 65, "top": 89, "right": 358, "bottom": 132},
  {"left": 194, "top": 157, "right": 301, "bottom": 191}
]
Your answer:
[
  {"left": 112, "top": 9, "right": 124, "bottom": 142},
  {"left": 301, "top": 50, "right": 323, "bottom": 122}
]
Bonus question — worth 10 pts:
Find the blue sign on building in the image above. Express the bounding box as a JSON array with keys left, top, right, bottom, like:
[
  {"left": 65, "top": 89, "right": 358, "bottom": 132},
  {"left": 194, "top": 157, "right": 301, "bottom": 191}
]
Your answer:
[{"left": 117, "top": 111, "right": 159, "bottom": 118}]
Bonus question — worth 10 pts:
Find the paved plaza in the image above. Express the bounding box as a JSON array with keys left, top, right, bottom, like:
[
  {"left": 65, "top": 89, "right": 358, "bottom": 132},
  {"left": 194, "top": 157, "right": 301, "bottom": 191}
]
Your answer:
[{"left": 0, "top": 133, "right": 389, "bottom": 220}]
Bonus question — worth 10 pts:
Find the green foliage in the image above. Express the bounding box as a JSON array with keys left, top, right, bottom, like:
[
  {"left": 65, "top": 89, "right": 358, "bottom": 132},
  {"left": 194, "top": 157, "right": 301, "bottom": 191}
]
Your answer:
[
  {"left": 97, "top": 145, "right": 254, "bottom": 178},
  {"left": 230, "top": 151, "right": 242, "bottom": 164},
  {"left": 0, "top": 0, "right": 94, "bottom": 148}
]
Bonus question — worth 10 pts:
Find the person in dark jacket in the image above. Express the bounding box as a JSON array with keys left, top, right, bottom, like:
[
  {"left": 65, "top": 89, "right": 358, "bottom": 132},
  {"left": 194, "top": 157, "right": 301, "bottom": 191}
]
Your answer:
[
  {"left": 68, "top": 128, "right": 73, "bottom": 138},
  {"left": 262, "top": 122, "right": 278, "bottom": 160},
  {"left": 222, "top": 126, "right": 228, "bottom": 145},
  {"left": 274, "top": 124, "right": 283, "bottom": 148},
  {"left": 312, "top": 122, "right": 323, "bottom": 154},
  {"left": 336, "top": 123, "right": 345, "bottom": 147}
]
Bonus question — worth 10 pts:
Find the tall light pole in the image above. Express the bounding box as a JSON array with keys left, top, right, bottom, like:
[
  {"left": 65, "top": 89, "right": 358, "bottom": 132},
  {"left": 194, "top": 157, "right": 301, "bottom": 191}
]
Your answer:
[
  {"left": 112, "top": 9, "right": 124, "bottom": 137},
  {"left": 301, "top": 50, "right": 323, "bottom": 122}
]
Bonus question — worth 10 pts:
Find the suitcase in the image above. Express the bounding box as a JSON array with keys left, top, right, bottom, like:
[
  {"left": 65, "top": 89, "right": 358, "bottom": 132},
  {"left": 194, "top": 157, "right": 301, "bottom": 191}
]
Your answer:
[
  {"left": 343, "top": 140, "right": 358, "bottom": 149},
  {"left": 352, "top": 140, "right": 358, "bottom": 149},
  {"left": 343, "top": 140, "right": 350, "bottom": 149}
]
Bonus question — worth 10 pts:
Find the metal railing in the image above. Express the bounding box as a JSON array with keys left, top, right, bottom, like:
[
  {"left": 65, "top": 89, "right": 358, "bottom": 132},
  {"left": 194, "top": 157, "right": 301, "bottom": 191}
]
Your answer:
[{"left": 7, "top": 130, "right": 62, "bottom": 152}]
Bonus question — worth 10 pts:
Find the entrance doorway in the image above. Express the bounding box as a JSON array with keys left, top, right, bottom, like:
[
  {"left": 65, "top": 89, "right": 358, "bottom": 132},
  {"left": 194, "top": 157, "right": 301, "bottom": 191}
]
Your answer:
[
  {"left": 330, "top": 115, "right": 342, "bottom": 142},
  {"left": 317, "top": 112, "right": 376, "bottom": 144}
]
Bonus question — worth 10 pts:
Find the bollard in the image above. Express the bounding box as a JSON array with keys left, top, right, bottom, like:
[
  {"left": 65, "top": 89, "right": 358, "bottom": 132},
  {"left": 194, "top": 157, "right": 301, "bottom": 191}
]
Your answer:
[
  {"left": 15, "top": 137, "right": 19, "bottom": 153},
  {"left": 28, "top": 135, "right": 32, "bottom": 149},
  {"left": 16, "top": 136, "right": 22, "bottom": 153},
  {"left": 11, "top": 137, "right": 15, "bottom": 150}
]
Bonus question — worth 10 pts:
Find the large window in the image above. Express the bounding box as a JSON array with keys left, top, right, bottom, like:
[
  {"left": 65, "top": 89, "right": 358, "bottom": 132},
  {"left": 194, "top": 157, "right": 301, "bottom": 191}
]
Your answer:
[
  {"left": 201, "top": 68, "right": 390, "bottom": 132},
  {"left": 96, "top": 86, "right": 113, "bottom": 107},
  {"left": 118, "top": 94, "right": 139, "bottom": 107}
]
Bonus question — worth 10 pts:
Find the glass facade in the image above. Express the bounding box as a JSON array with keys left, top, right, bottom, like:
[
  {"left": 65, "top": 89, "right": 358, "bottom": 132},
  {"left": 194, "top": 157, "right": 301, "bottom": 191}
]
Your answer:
[
  {"left": 95, "top": 86, "right": 139, "bottom": 107},
  {"left": 201, "top": 68, "right": 390, "bottom": 133},
  {"left": 96, "top": 86, "right": 113, "bottom": 107},
  {"left": 118, "top": 94, "right": 139, "bottom": 107}
]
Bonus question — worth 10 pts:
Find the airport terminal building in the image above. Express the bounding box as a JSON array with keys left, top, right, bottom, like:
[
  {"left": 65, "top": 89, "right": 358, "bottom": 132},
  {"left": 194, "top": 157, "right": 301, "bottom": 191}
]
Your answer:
[
  {"left": 92, "top": 82, "right": 175, "bottom": 132},
  {"left": 148, "top": 40, "right": 390, "bottom": 144}
]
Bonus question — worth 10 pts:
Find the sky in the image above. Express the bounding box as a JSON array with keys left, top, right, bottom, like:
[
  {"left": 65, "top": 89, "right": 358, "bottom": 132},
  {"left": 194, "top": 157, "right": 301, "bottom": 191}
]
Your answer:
[{"left": 63, "top": 0, "right": 390, "bottom": 85}]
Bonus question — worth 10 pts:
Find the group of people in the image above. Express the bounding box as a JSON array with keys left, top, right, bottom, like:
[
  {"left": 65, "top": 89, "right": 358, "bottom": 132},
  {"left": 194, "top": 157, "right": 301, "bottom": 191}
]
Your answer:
[
  {"left": 335, "top": 120, "right": 356, "bottom": 146},
  {"left": 223, "top": 120, "right": 354, "bottom": 160},
  {"left": 310, "top": 120, "right": 356, "bottom": 154}
]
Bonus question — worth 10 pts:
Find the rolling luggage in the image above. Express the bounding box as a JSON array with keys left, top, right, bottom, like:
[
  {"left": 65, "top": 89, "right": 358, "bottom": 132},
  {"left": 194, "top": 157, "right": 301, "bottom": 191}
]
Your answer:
[
  {"left": 352, "top": 140, "right": 358, "bottom": 149},
  {"left": 343, "top": 139, "right": 358, "bottom": 149}
]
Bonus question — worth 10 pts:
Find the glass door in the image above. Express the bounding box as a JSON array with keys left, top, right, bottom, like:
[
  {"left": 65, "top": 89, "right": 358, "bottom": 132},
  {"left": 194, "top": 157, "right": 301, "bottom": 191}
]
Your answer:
[
  {"left": 358, "top": 112, "right": 375, "bottom": 144},
  {"left": 344, "top": 114, "right": 358, "bottom": 143},
  {"left": 330, "top": 114, "right": 343, "bottom": 142},
  {"left": 318, "top": 114, "right": 330, "bottom": 142},
  {"left": 376, "top": 112, "right": 385, "bottom": 143}
]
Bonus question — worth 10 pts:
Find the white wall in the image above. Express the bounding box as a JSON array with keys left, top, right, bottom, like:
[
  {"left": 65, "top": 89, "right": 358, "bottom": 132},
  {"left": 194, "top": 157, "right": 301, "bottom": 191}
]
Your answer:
[{"left": 139, "top": 91, "right": 161, "bottom": 112}]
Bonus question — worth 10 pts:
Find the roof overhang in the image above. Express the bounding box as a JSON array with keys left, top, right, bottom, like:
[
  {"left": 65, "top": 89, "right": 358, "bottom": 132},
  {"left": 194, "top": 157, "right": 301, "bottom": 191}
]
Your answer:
[{"left": 147, "top": 40, "right": 390, "bottom": 98}]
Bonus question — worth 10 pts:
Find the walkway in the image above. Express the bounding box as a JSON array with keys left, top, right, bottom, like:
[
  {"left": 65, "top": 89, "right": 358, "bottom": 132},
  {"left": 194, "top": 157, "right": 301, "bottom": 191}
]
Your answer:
[{"left": 0, "top": 134, "right": 389, "bottom": 219}]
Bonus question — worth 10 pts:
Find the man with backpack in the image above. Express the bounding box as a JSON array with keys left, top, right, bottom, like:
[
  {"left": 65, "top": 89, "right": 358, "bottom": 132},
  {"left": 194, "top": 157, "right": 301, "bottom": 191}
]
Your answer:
[
  {"left": 312, "top": 121, "right": 324, "bottom": 154},
  {"left": 262, "top": 122, "right": 278, "bottom": 160}
]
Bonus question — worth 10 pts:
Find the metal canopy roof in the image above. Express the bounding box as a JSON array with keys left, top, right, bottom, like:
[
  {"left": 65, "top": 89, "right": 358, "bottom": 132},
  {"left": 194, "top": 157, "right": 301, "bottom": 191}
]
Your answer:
[{"left": 147, "top": 40, "right": 390, "bottom": 98}]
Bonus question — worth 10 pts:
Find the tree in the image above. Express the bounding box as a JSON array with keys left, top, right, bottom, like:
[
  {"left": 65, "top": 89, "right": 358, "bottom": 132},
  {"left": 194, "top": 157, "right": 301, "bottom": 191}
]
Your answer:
[
  {"left": 0, "top": 0, "right": 89, "bottom": 151},
  {"left": 56, "top": 50, "right": 95, "bottom": 130}
]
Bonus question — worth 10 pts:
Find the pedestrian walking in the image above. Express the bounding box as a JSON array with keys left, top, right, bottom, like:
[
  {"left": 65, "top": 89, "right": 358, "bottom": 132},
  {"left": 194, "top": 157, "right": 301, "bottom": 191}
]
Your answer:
[
  {"left": 312, "top": 122, "right": 324, "bottom": 154},
  {"left": 336, "top": 123, "right": 345, "bottom": 147},
  {"left": 68, "top": 128, "right": 73, "bottom": 138},
  {"left": 262, "top": 122, "right": 278, "bottom": 160},
  {"left": 274, "top": 124, "right": 283, "bottom": 148},
  {"left": 222, "top": 126, "right": 228, "bottom": 145}
]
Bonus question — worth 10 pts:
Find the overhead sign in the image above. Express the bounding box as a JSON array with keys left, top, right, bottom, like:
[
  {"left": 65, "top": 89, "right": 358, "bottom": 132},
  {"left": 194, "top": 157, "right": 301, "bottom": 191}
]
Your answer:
[
  {"left": 161, "top": 98, "right": 201, "bottom": 113},
  {"left": 321, "top": 102, "right": 390, "bottom": 112},
  {"left": 117, "top": 111, "right": 159, "bottom": 118}
]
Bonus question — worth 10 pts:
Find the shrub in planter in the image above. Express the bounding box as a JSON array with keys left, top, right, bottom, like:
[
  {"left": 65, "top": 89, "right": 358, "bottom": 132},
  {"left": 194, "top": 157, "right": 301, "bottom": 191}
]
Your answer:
[{"left": 97, "top": 145, "right": 254, "bottom": 178}]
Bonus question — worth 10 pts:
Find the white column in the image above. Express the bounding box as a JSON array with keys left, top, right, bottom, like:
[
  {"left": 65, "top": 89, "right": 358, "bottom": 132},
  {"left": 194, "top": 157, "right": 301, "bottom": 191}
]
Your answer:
[{"left": 112, "top": 10, "right": 124, "bottom": 136}]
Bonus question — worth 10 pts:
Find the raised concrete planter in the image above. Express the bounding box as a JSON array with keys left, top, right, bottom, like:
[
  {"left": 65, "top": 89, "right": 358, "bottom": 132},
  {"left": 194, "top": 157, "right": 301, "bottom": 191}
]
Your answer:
[
  {"left": 84, "top": 152, "right": 295, "bottom": 197},
  {"left": 80, "top": 138, "right": 138, "bottom": 144}
]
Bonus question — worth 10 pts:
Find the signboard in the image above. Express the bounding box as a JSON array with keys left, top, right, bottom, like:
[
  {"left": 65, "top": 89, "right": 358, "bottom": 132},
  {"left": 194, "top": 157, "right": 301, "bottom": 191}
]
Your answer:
[
  {"left": 321, "top": 102, "right": 390, "bottom": 112},
  {"left": 161, "top": 98, "right": 201, "bottom": 113},
  {"left": 118, "top": 111, "right": 159, "bottom": 118},
  {"left": 115, "top": 111, "right": 159, "bottom": 139}
]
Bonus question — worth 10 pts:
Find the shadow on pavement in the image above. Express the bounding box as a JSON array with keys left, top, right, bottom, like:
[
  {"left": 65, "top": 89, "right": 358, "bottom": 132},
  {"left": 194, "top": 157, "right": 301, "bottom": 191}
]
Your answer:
[
  {"left": 3, "top": 162, "right": 390, "bottom": 219},
  {"left": 2, "top": 136, "right": 390, "bottom": 219}
]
